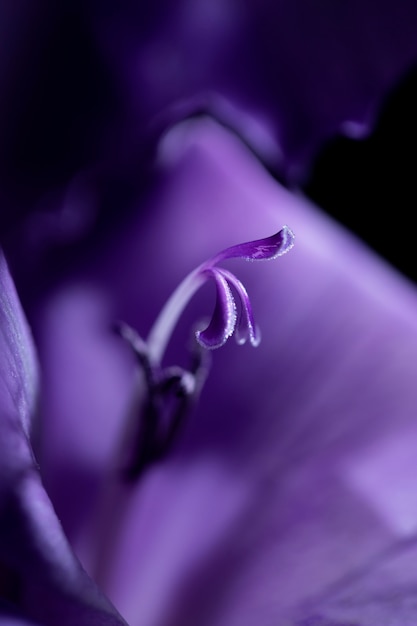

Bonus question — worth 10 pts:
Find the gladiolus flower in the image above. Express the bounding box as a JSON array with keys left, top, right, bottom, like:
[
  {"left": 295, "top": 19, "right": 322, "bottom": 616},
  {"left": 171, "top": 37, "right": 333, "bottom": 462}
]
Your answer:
[
  {"left": 1, "top": 119, "right": 414, "bottom": 626},
  {"left": 2, "top": 3, "right": 417, "bottom": 626}
]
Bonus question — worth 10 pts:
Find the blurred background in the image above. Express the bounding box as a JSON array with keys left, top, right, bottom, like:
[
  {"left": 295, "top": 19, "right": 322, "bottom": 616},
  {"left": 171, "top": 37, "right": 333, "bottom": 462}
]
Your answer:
[
  {"left": 304, "top": 62, "right": 417, "bottom": 285},
  {"left": 1, "top": 1, "right": 417, "bottom": 288}
]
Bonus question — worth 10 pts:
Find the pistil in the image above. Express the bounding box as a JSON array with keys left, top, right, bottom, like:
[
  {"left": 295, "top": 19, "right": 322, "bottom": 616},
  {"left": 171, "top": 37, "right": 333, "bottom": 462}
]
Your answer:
[
  {"left": 120, "top": 224, "right": 295, "bottom": 477},
  {"left": 92, "top": 225, "right": 294, "bottom": 586}
]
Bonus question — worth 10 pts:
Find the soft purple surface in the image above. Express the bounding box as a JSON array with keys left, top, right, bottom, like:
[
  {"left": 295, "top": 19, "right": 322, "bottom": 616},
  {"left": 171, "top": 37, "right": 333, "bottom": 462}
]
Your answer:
[
  {"left": 29, "top": 120, "right": 417, "bottom": 625},
  {"left": 0, "top": 253, "right": 126, "bottom": 625}
]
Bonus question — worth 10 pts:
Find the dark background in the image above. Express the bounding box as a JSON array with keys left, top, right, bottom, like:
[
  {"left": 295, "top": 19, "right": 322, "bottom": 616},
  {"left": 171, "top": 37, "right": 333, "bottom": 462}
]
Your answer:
[{"left": 304, "top": 62, "right": 417, "bottom": 285}]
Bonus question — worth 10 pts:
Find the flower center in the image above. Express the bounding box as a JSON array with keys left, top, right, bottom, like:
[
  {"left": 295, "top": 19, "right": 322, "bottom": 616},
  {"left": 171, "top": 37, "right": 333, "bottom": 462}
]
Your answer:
[
  {"left": 116, "top": 225, "right": 294, "bottom": 480},
  {"left": 91, "top": 225, "right": 295, "bottom": 586}
]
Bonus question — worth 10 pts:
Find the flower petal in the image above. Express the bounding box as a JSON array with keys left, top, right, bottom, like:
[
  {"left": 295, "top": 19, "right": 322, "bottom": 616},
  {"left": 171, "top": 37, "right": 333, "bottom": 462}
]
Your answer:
[
  {"left": 3, "top": 0, "right": 417, "bottom": 236},
  {"left": 0, "top": 605, "right": 40, "bottom": 626},
  {"left": 297, "top": 540, "right": 417, "bottom": 625},
  {"left": 91, "top": 0, "right": 417, "bottom": 177},
  {"left": 0, "top": 252, "right": 38, "bottom": 438},
  {"left": 211, "top": 225, "right": 294, "bottom": 265},
  {"left": 195, "top": 268, "right": 236, "bottom": 349},
  {"left": 23, "top": 120, "right": 417, "bottom": 626},
  {"left": 0, "top": 250, "right": 126, "bottom": 626}
]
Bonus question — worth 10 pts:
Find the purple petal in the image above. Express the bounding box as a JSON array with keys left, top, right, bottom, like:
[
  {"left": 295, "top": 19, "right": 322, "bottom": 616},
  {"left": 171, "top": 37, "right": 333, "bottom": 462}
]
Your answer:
[
  {"left": 297, "top": 540, "right": 417, "bottom": 625},
  {"left": 195, "top": 268, "right": 236, "bottom": 349},
  {"left": 212, "top": 225, "right": 294, "bottom": 265},
  {"left": 0, "top": 607, "right": 40, "bottom": 626},
  {"left": 3, "top": 0, "right": 417, "bottom": 236},
  {"left": 0, "top": 251, "right": 126, "bottom": 626},
  {"left": 24, "top": 120, "right": 417, "bottom": 626},
  {"left": 0, "top": 252, "right": 38, "bottom": 438},
  {"left": 90, "top": 0, "right": 417, "bottom": 178},
  {"left": 217, "top": 269, "right": 260, "bottom": 347}
]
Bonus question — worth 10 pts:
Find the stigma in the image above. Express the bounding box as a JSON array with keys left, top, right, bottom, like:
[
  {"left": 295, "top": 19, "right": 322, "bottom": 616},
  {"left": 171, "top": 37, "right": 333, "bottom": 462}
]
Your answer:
[{"left": 147, "top": 225, "right": 295, "bottom": 362}]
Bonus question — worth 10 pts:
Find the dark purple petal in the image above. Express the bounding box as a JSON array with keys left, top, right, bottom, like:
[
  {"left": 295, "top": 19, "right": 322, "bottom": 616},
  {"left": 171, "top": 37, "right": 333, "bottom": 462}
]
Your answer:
[
  {"left": 2, "top": 0, "right": 417, "bottom": 237},
  {"left": 90, "top": 0, "right": 417, "bottom": 178},
  {"left": 0, "top": 252, "right": 38, "bottom": 438},
  {"left": 217, "top": 269, "right": 260, "bottom": 347},
  {"left": 0, "top": 606, "right": 40, "bottom": 626},
  {"left": 195, "top": 268, "right": 236, "bottom": 349},
  {"left": 212, "top": 225, "right": 294, "bottom": 265},
  {"left": 0, "top": 250, "right": 126, "bottom": 626}
]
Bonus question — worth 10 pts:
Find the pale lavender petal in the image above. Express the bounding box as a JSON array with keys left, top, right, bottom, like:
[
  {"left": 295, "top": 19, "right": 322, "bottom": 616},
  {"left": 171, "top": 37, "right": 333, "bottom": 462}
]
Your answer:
[
  {"left": 217, "top": 269, "right": 260, "bottom": 347},
  {"left": 195, "top": 268, "right": 236, "bottom": 349},
  {"left": 297, "top": 540, "right": 417, "bottom": 625},
  {"left": 211, "top": 225, "right": 294, "bottom": 265}
]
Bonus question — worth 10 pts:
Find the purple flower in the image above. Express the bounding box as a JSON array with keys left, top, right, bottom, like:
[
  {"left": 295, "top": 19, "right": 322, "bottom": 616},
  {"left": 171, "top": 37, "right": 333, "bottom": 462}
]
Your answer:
[
  {"left": 1, "top": 118, "right": 415, "bottom": 626},
  {"left": 2, "top": 3, "right": 417, "bottom": 626}
]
